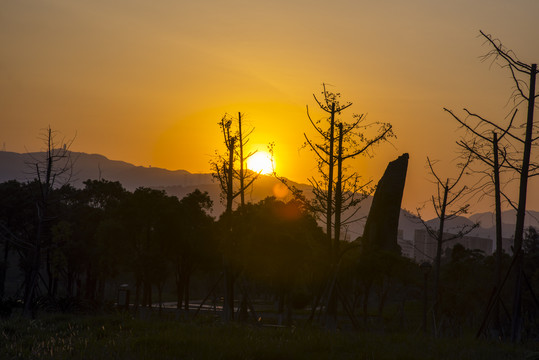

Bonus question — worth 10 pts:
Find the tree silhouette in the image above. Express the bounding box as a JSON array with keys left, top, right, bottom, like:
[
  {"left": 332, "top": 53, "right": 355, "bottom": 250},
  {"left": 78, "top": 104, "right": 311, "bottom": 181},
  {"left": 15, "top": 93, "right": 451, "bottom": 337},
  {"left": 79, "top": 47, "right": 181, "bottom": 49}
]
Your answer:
[
  {"left": 81, "top": 179, "right": 128, "bottom": 301},
  {"left": 415, "top": 155, "right": 478, "bottom": 327},
  {"left": 302, "top": 84, "right": 394, "bottom": 326},
  {"left": 232, "top": 197, "right": 325, "bottom": 325},
  {"left": 474, "top": 31, "right": 538, "bottom": 342},
  {"left": 444, "top": 107, "right": 517, "bottom": 335},
  {"left": 172, "top": 189, "right": 214, "bottom": 311},
  {"left": 210, "top": 113, "right": 259, "bottom": 321},
  {"left": 0, "top": 181, "right": 34, "bottom": 299},
  {"left": 23, "top": 127, "right": 75, "bottom": 317},
  {"left": 120, "top": 187, "right": 178, "bottom": 310}
]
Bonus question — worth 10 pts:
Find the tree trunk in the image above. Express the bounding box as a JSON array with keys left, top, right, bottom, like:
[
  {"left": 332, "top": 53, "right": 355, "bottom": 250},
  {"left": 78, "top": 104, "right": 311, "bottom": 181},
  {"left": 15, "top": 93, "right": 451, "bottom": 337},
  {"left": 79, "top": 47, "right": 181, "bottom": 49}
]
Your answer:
[
  {"left": 223, "top": 135, "right": 235, "bottom": 322},
  {"left": 277, "top": 291, "right": 285, "bottom": 325},
  {"left": 326, "top": 102, "right": 336, "bottom": 251},
  {"left": 511, "top": 63, "right": 536, "bottom": 343},
  {"left": 224, "top": 269, "right": 235, "bottom": 320},
  {"left": 158, "top": 282, "right": 163, "bottom": 313},
  {"left": 334, "top": 123, "right": 344, "bottom": 255},
  {"left": 134, "top": 277, "right": 141, "bottom": 311},
  {"left": 46, "top": 249, "right": 53, "bottom": 297},
  {"left": 176, "top": 263, "right": 184, "bottom": 309},
  {"left": 434, "top": 180, "right": 449, "bottom": 322},
  {"left": 97, "top": 278, "right": 105, "bottom": 302},
  {"left": 24, "top": 129, "right": 54, "bottom": 317},
  {"left": 142, "top": 281, "right": 147, "bottom": 307},
  {"left": 286, "top": 292, "right": 293, "bottom": 326},
  {"left": 493, "top": 132, "right": 503, "bottom": 334},
  {"left": 23, "top": 210, "right": 44, "bottom": 317},
  {"left": 0, "top": 239, "right": 10, "bottom": 299},
  {"left": 363, "top": 280, "right": 372, "bottom": 323},
  {"left": 184, "top": 271, "right": 191, "bottom": 311},
  {"left": 148, "top": 281, "right": 152, "bottom": 308},
  {"left": 377, "top": 277, "right": 389, "bottom": 317},
  {"left": 325, "top": 103, "right": 337, "bottom": 327},
  {"left": 66, "top": 270, "right": 74, "bottom": 298},
  {"left": 84, "top": 266, "right": 96, "bottom": 301},
  {"left": 238, "top": 112, "right": 245, "bottom": 207}
]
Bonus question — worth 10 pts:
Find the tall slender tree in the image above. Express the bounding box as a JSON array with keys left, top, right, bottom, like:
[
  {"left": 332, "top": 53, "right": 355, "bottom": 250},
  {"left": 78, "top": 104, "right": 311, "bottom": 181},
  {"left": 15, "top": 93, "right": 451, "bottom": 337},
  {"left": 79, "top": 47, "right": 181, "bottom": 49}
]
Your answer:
[
  {"left": 211, "top": 113, "right": 259, "bottom": 321},
  {"left": 478, "top": 31, "right": 538, "bottom": 342},
  {"left": 23, "top": 127, "right": 75, "bottom": 317},
  {"left": 415, "top": 155, "right": 478, "bottom": 328},
  {"left": 301, "top": 84, "right": 394, "bottom": 326},
  {"left": 444, "top": 107, "right": 517, "bottom": 335}
]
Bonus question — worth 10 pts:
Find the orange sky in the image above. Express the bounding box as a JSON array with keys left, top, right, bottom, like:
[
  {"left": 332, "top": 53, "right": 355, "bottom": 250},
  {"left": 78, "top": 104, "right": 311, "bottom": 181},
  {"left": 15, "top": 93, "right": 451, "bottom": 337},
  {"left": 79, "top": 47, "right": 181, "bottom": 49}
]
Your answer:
[{"left": 1, "top": 0, "right": 538, "bottom": 217}]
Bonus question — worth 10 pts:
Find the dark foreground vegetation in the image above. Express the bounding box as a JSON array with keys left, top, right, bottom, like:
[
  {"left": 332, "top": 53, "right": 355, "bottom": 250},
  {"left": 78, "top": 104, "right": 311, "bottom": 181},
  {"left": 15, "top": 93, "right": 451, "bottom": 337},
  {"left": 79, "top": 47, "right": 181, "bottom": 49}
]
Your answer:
[
  {"left": 1, "top": 312, "right": 537, "bottom": 360},
  {"left": 5, "top": 175, "right": 539, "bottom": 337}
]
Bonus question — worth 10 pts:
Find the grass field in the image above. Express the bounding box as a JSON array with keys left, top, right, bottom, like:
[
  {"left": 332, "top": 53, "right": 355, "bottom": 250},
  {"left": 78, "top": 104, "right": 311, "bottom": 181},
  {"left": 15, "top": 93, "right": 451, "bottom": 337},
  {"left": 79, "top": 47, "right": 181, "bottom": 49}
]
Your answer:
[{"left": 1, "top": 312, "right": 538, "bottom": 360}]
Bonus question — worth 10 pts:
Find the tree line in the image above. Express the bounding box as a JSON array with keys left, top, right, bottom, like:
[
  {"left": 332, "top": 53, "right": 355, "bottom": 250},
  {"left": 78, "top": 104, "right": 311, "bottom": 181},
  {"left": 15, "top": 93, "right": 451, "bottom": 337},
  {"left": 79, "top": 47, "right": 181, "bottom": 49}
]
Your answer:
[
  {"left": 3, "top": 176, "right": 539, "bottom": 334},
  {"left": 0, "top": 177, "right": 322, "bottom": 316}
]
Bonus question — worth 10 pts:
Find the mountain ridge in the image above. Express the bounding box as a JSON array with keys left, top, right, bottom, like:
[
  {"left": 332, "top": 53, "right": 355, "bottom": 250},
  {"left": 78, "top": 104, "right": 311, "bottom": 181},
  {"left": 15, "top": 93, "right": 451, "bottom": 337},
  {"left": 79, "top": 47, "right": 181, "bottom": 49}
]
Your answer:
[{"left": 2, "top": 150, "right": 538, "bottom": 243}]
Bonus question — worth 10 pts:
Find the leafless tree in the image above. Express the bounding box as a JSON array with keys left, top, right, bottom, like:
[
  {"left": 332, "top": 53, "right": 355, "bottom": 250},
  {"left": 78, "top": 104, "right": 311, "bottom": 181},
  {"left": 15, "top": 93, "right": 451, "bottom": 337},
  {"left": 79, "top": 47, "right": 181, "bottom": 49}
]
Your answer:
[
  {"left": 23, "top": 126, "right": 75, "bottom": 317},
  {"left": 479, "top": 30, "right": 538, "bottom": 342},
  {"left": 304, "top": 85, "right": 393, "bottom": 258},
  {"left": 280, "top": 84, "right": 394, "bottom": 327},
  {"left": 415, "top": 155, "right": 478, "bottom": 327},
  {"left": 235, "top": 112, "right": 258, "bottom": 207},
  {"left": 446, "top": 110, "right": 516, "bottom": 281},
  {"left": 444, "top": 107, "right": 519, "bottom": 335},
  {"left": 210, "top": 113, "right": 258, "bottom": 322}
]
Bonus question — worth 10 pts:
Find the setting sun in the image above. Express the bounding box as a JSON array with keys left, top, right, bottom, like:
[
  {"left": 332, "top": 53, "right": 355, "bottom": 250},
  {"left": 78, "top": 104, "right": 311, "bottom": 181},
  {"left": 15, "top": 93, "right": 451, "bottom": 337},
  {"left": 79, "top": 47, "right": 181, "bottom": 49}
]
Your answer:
[{"left": 247, "top": 151, "right": 274, "bottom": 175}]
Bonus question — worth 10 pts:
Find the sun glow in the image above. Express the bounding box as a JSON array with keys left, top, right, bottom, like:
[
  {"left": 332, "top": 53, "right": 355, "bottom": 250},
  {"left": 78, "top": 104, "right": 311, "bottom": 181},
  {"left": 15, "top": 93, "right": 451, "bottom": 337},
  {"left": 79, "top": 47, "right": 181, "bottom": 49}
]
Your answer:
[{"left": 247, "top": 151, "right": 274, "bottom": 175}]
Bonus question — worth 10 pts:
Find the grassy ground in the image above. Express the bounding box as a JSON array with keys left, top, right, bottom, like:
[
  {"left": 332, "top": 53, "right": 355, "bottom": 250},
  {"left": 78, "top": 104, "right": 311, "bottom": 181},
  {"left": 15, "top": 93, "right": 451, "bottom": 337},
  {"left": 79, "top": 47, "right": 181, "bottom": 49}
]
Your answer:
[{"left": 1, "top": 313, "right": 538, "bottom": 360}]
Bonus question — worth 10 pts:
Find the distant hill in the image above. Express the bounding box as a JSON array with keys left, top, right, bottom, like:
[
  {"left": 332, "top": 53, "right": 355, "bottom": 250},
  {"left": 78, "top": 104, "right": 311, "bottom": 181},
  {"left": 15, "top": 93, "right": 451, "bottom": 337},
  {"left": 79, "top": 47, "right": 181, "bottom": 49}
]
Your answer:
[
  {"left": 0, "top": 151, "right": 213, "bottom": 190},
  {"left": 0, "top": 150, "right": 395, "bottom": 239},
  {"left": 469, "top": 210, "right": 539, "bottom": 229},
  {"left": 0, "top": 150, "right": 316, "bottom": 216},
  {"left": 2, "top": 150, "right": 537, "bottom": 242}
]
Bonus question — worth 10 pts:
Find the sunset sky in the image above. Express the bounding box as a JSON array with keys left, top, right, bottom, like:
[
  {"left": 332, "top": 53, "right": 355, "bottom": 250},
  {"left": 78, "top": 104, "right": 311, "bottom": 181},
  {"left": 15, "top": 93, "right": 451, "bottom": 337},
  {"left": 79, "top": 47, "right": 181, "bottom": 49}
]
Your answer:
[{"left": 1, "top": 0, "right": 538, "bottom": 216}]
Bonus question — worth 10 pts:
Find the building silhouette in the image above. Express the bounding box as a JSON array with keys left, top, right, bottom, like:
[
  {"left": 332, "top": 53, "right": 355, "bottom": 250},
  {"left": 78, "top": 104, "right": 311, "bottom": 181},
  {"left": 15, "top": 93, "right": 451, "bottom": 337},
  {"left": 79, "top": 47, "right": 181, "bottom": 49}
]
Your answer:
[{"left": 397, "top": 228, "right": 512, "bottom": 263}]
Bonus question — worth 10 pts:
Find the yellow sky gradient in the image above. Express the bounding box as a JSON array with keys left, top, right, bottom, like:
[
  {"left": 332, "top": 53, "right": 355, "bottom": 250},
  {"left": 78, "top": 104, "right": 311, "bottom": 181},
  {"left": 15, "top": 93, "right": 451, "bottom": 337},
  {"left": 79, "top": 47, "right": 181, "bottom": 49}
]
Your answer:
[{"left": 1, "top": 0, "right": 538, "bottom": 217}]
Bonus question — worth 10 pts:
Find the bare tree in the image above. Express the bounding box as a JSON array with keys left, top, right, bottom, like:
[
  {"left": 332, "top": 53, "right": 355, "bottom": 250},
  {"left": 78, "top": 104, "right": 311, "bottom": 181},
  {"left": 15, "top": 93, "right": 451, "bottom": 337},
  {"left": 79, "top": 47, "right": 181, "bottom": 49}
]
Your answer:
[
  {"left": 298, "top": 84, "right": 394, "bottom": 326},
  {"left": 479, "top": 30, "right": 538, "bottom": 342},
  {"left": 236, "top": 112, "right": 258, "bottom": 207},
  {"left": 304, "top": 85, "right": 393, "bottom": 256},
  {"left": 23, "top": 126, "right": 75, "bottom": 317},
  {"left": 446, "top": 111, "right": 516, "bottom": 269},
  {"left": 415, "top": 155, "right": 478, "bottom": 327},
  {"left": 210, "top": 113, "right": 258, "bottom": 322},
  {"left": 444, "top": 107, "right": 518, "bottom": 335}
]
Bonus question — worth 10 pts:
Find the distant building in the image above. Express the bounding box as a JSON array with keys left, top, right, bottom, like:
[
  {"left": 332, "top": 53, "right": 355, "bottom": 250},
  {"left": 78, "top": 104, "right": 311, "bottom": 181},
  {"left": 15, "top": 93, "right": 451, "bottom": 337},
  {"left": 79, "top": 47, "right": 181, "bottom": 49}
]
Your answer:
[
  {"left": 411, "top": 228, "right": 505, "bottom": 263},
  {"left": 413, "top": 229, "right": 437, "bottom": 263},
  {"left": 397, "top": 229, "right": 415, "bottom": 259}
]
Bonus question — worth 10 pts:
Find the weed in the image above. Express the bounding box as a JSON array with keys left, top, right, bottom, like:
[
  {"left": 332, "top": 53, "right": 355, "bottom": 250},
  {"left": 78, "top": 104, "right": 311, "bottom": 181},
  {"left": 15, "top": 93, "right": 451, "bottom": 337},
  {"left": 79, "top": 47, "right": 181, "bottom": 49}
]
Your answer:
[{"left": 0, "top": 313, "right": 535, "bottom": 359}]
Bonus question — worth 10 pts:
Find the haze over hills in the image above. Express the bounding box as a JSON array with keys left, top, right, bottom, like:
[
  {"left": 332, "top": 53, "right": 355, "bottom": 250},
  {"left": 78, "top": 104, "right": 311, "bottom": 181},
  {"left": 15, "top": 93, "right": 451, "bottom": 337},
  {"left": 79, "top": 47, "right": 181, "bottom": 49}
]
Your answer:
[
  {"left": 1, "top": 150, "right": 538, "bottom": 243},
  {"left": 0, "top": 151, "right": 212, "bottom": 190}
]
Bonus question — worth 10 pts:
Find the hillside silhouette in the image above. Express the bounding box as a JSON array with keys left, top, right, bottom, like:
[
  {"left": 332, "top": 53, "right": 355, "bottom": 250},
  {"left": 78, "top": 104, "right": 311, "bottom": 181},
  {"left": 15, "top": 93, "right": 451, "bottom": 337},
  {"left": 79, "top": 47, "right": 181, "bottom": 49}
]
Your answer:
[{"left": 1, "top": 150, "right": 538, "bottom": 241}]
